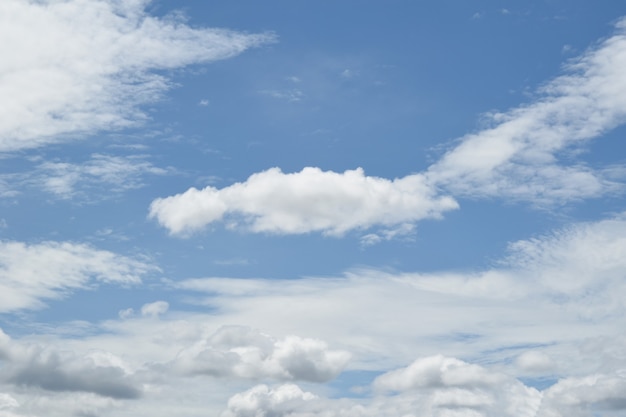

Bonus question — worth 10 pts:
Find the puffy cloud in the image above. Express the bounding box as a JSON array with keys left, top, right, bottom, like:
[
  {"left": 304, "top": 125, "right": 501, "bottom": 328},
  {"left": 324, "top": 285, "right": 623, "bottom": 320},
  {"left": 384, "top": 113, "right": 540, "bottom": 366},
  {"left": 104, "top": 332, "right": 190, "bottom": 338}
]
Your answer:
[
  {"left": 221, "top": 384, "right": 317, "bottom": 417},
  {"left": 172, "top": 326, "right": 351, "bottom": 382},
  {"left": 0, "top": 0, "right": 274, "bottom": 151},
  {"left": 538, "top": 372, "right": 626, "bottom": 417},
  {"left": 0, "top": 329, "right": 140, "bottom": 399},
  {"left": 220, "top": 356, "right": 542, "bottom": 417},
  {"left": 0, "top": 240, "right": 156, "bottom": 312},
  {"left": 149, "top": 167, "right": 458, "bottom": 236},
  {"left": 427, "top": 17, "right": 626, "bottom": 204}
]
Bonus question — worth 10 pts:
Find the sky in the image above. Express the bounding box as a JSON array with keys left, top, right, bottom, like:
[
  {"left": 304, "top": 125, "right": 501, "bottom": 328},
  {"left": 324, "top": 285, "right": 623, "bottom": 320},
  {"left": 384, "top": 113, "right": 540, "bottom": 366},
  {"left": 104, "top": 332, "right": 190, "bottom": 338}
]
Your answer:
[{"left": 1, "top": 0, "right": 626, "bottom": 416}]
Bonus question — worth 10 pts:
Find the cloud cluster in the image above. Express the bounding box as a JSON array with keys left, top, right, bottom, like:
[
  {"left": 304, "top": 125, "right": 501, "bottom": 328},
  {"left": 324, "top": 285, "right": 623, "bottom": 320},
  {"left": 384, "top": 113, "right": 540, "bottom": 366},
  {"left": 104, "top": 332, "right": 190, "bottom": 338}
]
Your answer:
[
  {"left": 0, "top": 240, "right": 155, "bottom": 312},
  {"left": 220, "top": 355, "right": 542, "bottom": 417},
  {"left": 150, "top": 17, "right": 626, "bottom": 238},
  {"left": 0, "top": 0, "right": 273, "bottom": 151},
  {"left": 172, "top": 326, "right": 351, "bottom": 382},
  {"left": 220, "top": 354, "right": 626, "bottom": 417},
  {"left": 149, "top": 167, "right": 458, "bottom": 236}
]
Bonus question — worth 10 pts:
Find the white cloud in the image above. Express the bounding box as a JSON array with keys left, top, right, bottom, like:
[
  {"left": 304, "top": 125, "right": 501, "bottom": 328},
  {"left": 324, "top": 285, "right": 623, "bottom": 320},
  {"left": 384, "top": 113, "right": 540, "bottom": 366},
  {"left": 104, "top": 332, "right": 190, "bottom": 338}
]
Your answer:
[
  {"left": 538, "top": 372, "right": 626, "bottom": 416},
  {"left": 0, "top": 0, "right": 274, "bottom": 152},
  {"left": 173, "top": 213, "right": 626, "bottom": 373},
  {"left": 515, "top": 351, "right": 556, "bottom": 374},
  {"left": 35, "top": 153, "right": 169, "bottom": 199},
  {"left": 150, "top": 17, "right": 626, "bottom": 239},
  {"left": 0, "top": 240, "right": 156, "bottom": 312},
  {"left": 221, "top": 384, "right": 317, "bottom": 417},
  {"left": 427, "top": 17, "right": 626, "bottom": 204},
  {"left": 172, "top": 326, "right": 350, "bottom": 382},
  {"left": 220, "top": 356, "right": 542, "bottom": 417},
  {"left": 149, "top": 167, "right": 458, "bottom": 236},
  {"left": 0, "top": 329, "right": 140, "bottom": 399},
  {"left": 141, "top": 301, "right": 169, "bottom": 318}
]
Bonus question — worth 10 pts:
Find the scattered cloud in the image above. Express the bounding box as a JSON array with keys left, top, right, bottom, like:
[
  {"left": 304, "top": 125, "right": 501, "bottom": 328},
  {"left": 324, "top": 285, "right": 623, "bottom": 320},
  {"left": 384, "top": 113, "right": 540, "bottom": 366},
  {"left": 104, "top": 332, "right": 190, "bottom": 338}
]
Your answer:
[
  {"left": 149, "top": 167, "right": 458, "bottom": 237},
  {"left": 0, "top": 0, "right": 274, "bottom": 152},
  {"left": 0, "top": 154, "right": 170, "bottom": 201}
]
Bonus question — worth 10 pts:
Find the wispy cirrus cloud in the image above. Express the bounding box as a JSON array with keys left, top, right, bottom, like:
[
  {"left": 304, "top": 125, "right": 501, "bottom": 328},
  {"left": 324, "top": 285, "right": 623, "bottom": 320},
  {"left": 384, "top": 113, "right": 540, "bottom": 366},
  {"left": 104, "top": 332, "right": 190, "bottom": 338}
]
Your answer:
[
  {"left": 0, "top": 0, "right": 274, "bottom": 152},
  {"left": 1, "top": 153, "right": 170, "bottom": 201},
  {"left": 0, "top": 240, "right": 156, "bottom": 312},
  {"left": 427, "top": 17, "right": 626, "bottom": 204}
]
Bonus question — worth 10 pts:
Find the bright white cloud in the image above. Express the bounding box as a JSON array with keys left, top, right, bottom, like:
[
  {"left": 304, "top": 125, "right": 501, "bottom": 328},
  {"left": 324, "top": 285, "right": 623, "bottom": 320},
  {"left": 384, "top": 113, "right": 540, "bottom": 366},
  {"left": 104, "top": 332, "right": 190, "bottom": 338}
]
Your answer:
[
  {"left": 149, "top": 167, "right": 458, "bottom": 236},
  {"left": 172, "top": 326, "right": 351, "bottom": 382},
  {"left": 0, "top": 0, "right": 274, "bottom": 151},
  {"left": 0, "top": 241, "right": 156, "bottom": 312},
  {"left": 427, "top": 17, "right": 626, "bottom": 203},
  {"left": 150, "top": 17, "right": 626, "bottom": 239}
]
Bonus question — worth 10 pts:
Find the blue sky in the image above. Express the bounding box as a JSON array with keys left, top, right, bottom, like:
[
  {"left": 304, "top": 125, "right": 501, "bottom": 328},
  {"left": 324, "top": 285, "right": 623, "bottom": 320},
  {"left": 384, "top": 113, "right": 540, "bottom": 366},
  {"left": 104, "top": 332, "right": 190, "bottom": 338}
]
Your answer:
[{"left": 1, "top": 1, "right": 626, "bottom": 416}]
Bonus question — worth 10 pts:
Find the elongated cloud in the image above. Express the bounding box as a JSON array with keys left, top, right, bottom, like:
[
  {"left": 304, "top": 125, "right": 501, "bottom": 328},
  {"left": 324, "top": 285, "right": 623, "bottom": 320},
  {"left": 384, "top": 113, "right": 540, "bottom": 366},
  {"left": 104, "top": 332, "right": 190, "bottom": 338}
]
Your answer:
[
  {"left": 149, "top": 167, "right": 458, "bottom": 236},
  {"left": 175, "top": 213, "right": 626, "bottom": 370},
  {"left": 427, "top": 18, "right": 626, "bottom": 203},
  {"left": 0, "top": 0, "right": 273, "bottom": 151},
  {"left": 0, "top": 241, "right": 156, "bottom": 312},
  {"left": 150, "top": 17, "right": 626, "bottom": 238}
]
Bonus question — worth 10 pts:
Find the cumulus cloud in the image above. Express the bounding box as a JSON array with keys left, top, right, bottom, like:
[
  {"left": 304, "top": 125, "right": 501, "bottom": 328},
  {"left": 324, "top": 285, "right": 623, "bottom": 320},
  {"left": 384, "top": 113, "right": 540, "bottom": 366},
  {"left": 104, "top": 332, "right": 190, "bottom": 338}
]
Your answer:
[
  {"left": 172, "top": 326, "right": 351, "bottom": 382},
  {"left": 538, "top": 372, "right": 626, "bottom": 416},
  {"left": 220, "top": 356, "right": 542, "bottom": 417},
  {"left": 150, "top": 17, "right": 626, "bottom": 239},
  {"left": 221, "top": 384, "right": 317, "bottom": 417},
  {"left": 427, "top": 17, "right": 626, "bottom": 203},
  {"left": 0, "top": 240, "right": 156, "bottom": 312},
  {"left": 0, "top": 329, "right": 140, "bottom": 399},
  {"left": 149, "top": 167, "right": 458, "bottom": 236},
  {"left": 0, "top": 0, "right": 274, "bottom": 151}
]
